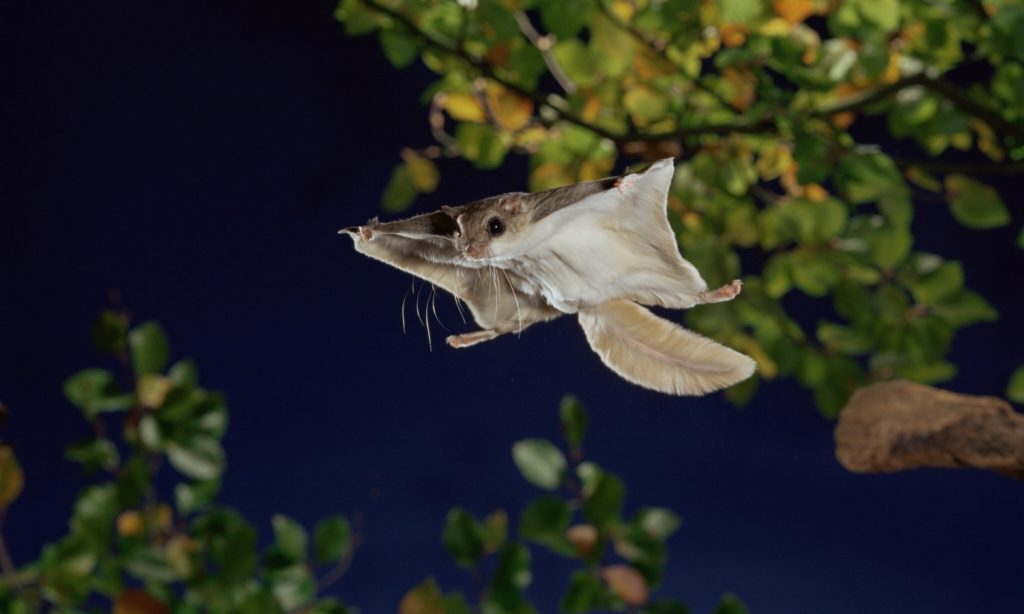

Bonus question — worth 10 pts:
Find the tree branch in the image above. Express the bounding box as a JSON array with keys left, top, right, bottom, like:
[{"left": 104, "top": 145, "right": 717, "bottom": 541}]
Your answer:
[
  {"left": 892, "top": 156, "right": 1024, "bottom": 176},
  {"left": 513, "top": 11, "right": 576, "bottom": 95},
  {"left": 919, "top": 75, "right": 1024, "bottom": 143}
]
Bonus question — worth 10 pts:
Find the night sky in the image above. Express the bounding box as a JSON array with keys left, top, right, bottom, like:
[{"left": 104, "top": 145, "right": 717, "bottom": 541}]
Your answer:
[{"left": 4, "top": 1, "right": 1024, "bottom": 613}]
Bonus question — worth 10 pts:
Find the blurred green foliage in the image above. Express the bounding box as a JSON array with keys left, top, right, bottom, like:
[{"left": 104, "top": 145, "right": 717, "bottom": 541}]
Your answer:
[
  {"left": 399, "top": 394, "right": 747, "bottom": 613},
  {"left": 0, "top": 315, "right": 358, "bottom": 614},
  {"left": 0, "top": 321, "right": 740, "bottom": 613},
  {"left": 337, "top": 0, "right": 1024, "bottom": 416}
]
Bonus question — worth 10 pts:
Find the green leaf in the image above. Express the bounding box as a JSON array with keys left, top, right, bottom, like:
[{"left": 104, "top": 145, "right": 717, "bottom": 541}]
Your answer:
[
  {"left": 456, "top": 123, "right": 508, "bottom": 169},
  {"left": 174, "top": 479, "right": 220, "bottom": 516},
  {"left": 642, "top": 599, "right": 692, "bottom": 614},
  {"left": 624, "top": 86, "right": 670, "bottom": 123},
  {"left": 576, "top": 461, "right": 603, "bottom": 497},
  {"left": 128, "top": 321, "right": 170, "bottom": 376},
  {"left": 314, "top": 515, "right": 352, "bottom": 564},
  {"left": 634, "top": 507, "right": 681, "bottom": 541},
  {"left": 538, "top": 0, "right": 590, "bottom": 39},
  {"left": 492, "top": 543, "right": 532, "bottom": 591},
  {"left": 482, "top": 509, "right": 509, "bottom": 553},
  {"left": 869, "top": 222, "right": 912, "bottom": 268},
  {"left": 720, "top": 0, "right": 764, "bottom": 24},
  {"left": 268, "top": 565, "right": 316, "bottom": 611},
  {"left": 193, "top": 508, "right": 258, "bottom": 585},
  {"left": 70, "top": 483, "right": 118, "bottom": 543},
  {"left": 404, "top": 150, "right": 440, "bottom": 192},
  {"left": 945, "top": 174, "right": 1010, "bottom": 229},
  {"left": 793, "top": 130, "right": 830, "bottom": 185},
  {"left": 442, "top": 507, "right": 485, "bottom": 568},
  {"left": 512, "top": 439, "right": 567, "bottom": 490},
  {"left": 930, "top": 289, "right": 998, "bottom": 327},
  {"left": 382, "top": 163, "right": 417, "bottom": 213},
  {"left": 65, "top": 438, "right": 120, "bottom": 473},
  {"left": 1008, "top": 366, "right": 1024, "bottom": 404},
  {"left": 519, "top": 496, "right": 574, "bottom": 556},
  {"left": 559, "top": 395, "right": 588, "bottom": 452},
  {"left": 91, "top": 311, "right": 128, "bottom": 354},
  {"left": 909, "top": 261, "right": 964, "bottom": 305},
  {"left": 167, "top": 434, "right": 225, "bottom": 481},
  {"left": 817, "top": 323, "right": 873, "bottom": 355},
  {"left": 272, "top": 514, "right": 309, "bottom": 562},
  {"left": 836, "top": 152, "right": 905, "bottom": 205},
  {"left": 714, "top": 592, "right": 750, "bottom": 614},
  {"left": 583, "top": 472, "right": 625, "bottom": 528},
  {"left": 335, "top": 0, "right": 379, "bottom": 36},
  {"left": 63, "top": 369, "right": 131, "bottom": 418},
  {"left": 560, "top": 570, "right": 611, "bottom": 613},
  {"left": 124, "top": 547, "right": 176, "bottom": 583},
  {"left": 789, "top": 251, "right": 840, "bottom": 296},
  {"left": 380, "top": 27, "right": 420, "bottom": 69},
  {"left": 444, "top": 593, "right": 474, "bottom": 614}
]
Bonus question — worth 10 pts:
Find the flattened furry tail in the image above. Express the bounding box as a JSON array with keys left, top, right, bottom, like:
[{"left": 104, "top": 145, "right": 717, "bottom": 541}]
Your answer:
[{"left": 578, "top": 300, "right": 756, "bottom": 396}]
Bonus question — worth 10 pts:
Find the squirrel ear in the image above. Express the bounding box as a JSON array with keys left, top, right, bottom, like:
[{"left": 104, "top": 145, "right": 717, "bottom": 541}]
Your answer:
[
  {"left": 441, "top": 205, "right": 459, "bottom": 217},
  {"left": 500, "top": 196, "right": 528, "bottom": 215}
]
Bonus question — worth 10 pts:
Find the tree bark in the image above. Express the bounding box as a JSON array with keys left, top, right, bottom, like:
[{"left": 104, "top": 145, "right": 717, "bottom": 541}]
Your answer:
[{"left": 834, "top": 380, "right": 1024, "bottom": 479}]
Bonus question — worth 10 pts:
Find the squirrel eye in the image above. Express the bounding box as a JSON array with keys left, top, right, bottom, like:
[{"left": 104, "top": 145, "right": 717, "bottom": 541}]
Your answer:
[{"left": 487, "top": 217, "right": 505, "bottom": 237}]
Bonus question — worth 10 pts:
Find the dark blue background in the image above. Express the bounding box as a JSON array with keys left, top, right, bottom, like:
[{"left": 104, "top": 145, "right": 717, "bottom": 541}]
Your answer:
[{"left": 4, "top": 1, "right": 1023, "bottom": 612}]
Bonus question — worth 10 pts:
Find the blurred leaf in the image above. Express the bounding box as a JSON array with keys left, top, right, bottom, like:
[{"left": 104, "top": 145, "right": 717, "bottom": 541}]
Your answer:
[
  {"left": 869, "top": 222, "right": 912, "bottom": 268},
  {"left": 1007, "top": 366, "right": 1024, "bottom": 404},
  {"left": 602, "top": 565, "right": 649, "bottom": 606},
  {"left": 456, "top": 123, "right": 508, "bottom": 169},
  {"left": 272, "top": 513, "right": 309, "bottom": 562},
  {"left": 565, "top": 524, "right": 598, "bottom": 557},
  {"left": 624, "top": 86, "right": 670, "bottom": 124},
  {"left": 817, "top": 323, "right": 873, "bottom": 355},
  {"left": 519, "top": 496, "right": 574, "bottom": 556},
  {"left": 789, "top": 251, "right": 840, "bottom": 296},
  {"left": 930, "top": 289, "right": 998, "bottom": 327},
  {"left": 402, "top": 149, "right": 440, "bottom": 192},
  {"left": 174, "top": 479, "right": 219, "bottom": 516},
  {"left": 444, "top": 92, "right": 486, "bottom": 122},
  {"left": 908, "top": 260, "right": 963, "bottom": 305},
  {"left": 635, "top": 507, "right": 681, "bottom": 541},
  {"left": 512, "top": 439, "right": 567, "bottom": 490},
  {"left": 575, "top": 461, "right": 602, "bottom": 497},
  {"left": 65, "top": 438, "right": 120, "bottom": 473},
  {"left": 380, "top": 27, "right": 420, "bottom": 69},
  {"left": 444, "top": 593, "right": 473, "bottom": 614},
  {"left": 442, "top": 507, "right": 485, "bottom": 568},
  {"left": 0, "top": 445, "right": 24, "bottom": 509},
  {"left": 945, "top": 174, "right": 1010, "bottom": 229},
  {"left": 124, "top": 546, "right": 177, "bottom": 583},
  {"left": 486, "top": 83, "right": 535, "bottom": 131},
  {"left": 167, "top": 434, "right": 225, "bottom": 481},
  {"left": 137, "top": 374, "right": 171, "bottom": 408},
  {"left": 583, "top": 472, "right": 625, "bottom": 528},
  {"left": 334, "top": 0, "right": 378, "bottom": 36},
  {"left": 721, "top": 0, "right": 764, "bottom": 24},
  {"left": 113, "top": 588, "right": 170, "bottom": 614},
  {"left": 483, "top": 509, "right": 509, "bottom": 553},
  {"left": 560, "top": 570, "right": 611, "bottom": 613},
  {"left": 194, "top": 508, "right": 257, "bottom": 585},
  {"left": 129, "top": 321, "right": 170, "bottom": 376},
  {"left": 714, "top": 592, "right": 750, "bottom": 614},
  {"left": 793, "top": 130, "right": 830, "bottom": 184},
  {"left": 382, "top": 163, "right": 418, "bottom": 213},
  {"left": 92, "top": 311, "right": 129, "bottom": 355},
  {"left": 399, "top": 577, "right": 445, "bottom": 614},
  {"left": 63, "top": 369, "right": 131, "bottom": 418},
  {"left": 642, "top": 599, "right": 692, "bottom": 614},
  {"left": 314, "top": 515, "right": 352, "bottom": 564},
  {"left": 538, "top": 0, "right": 590, "bottom": 39},
  {"left": 559, "top": 394, "right": 588, "bottom": 452},
  {"left": 269, "top": 564, "right": 316, "bottom": 610},
  {"left": 492, "top": 542, "right": 532, "bottom": 591},
  {"left": 836, "top": 152, "right": 904, "bottom": 205}
]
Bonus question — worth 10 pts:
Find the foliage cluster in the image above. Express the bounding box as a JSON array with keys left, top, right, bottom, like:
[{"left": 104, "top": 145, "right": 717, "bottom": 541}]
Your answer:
[
  {"left": 0, "top": 317, "right": 740, "bottom": 613},
  {"left": 337, "top": 0, "right": 1024, "bottom": 415}
]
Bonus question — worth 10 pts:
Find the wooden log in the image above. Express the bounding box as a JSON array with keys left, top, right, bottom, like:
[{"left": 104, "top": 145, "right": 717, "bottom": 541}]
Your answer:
[{"left": 834, "top": 380, "right": 1024, "bottom": 479}]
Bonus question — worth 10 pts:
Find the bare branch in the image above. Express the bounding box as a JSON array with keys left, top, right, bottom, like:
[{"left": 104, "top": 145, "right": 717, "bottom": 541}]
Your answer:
[
  {"left": 920, "top": 75, "right": 1024, "bottom": 143},
  {"left": 513, "top": 11, "right": 576, "bottom": 95}
]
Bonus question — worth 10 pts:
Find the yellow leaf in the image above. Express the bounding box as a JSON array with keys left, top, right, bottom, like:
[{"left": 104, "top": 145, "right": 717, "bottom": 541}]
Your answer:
[
  {"left": 486, "top": 83, "right": 534, "bottom": 131},
  {"left": 760, "top": 17, "right": 793, "bottom": 36},
  {"left": 513, "top": 125, "right": 549, "bottom": 148},
  {"left": 401, "top": 149, "right": 440, "bottom": 192},
  {"left": 609, "top": 0, "right": 634, "bottom": 21},
  {"left": 530, "top": 163, "right": 575, "bottom": 191},
  {"left": 723, "top": 66, "right": 757, "bottom": 110},
  {"left": 137, "top": 374, "right": 171, "bottom": 408},
  {"left": 972, "top": 118, "right": 1005, "bottom": 161},
  {"left": 756, "top": 143, "right": 794, "bottom": 181},
  {"left": 398, "top": 578, "right": 445, "bottom": 614},
  {"left": 601, "top": 565, "right": 649, "bottom": 606},
  {"left": 117, "top": 510, "right": 144, "bottom": 537},
  {"left": 720, "top": 23, "right": 747, "bottom": 48},
  {"left": 881, "top": 50, "right": 901, "bottom": 84},
  {"left": 443, "top": 92, "right": 485, "bottom": 123},
  {"left": 624, "top": 85, "right": 670, "bottom": 125},
  {"left": 582, "top": 94, "right": 602, "bottom": 123},
  {"left": 0, "top": 445, "right": 24, "bottom": 509},
  {"left": 774, "top": 0, "right": 814, "bottom": 23},
  {"left": 739, "top": 335, "right": 778, "bottom": 379},
  {"left": 114, "top": 589, "right": 170, "bottom": 614},
  {"left": 579, "top": 156, "right": 614, "bottom": 181},
  {"left": 165, "top": 534, "right": 197, "bottom": 579},
  {"left": 804, "top": 183, "right": 829, "bottom": 202}
]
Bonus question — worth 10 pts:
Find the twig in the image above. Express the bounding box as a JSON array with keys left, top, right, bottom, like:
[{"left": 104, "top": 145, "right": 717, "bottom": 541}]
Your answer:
[
  {"left": 315, "top": 534, "right": 364, "bottom": 593},
  {"left": 891, "top": 157, "right": 1024, "bottom": 176},
  {"left": 0, "top": 510, "right": 22, "bottom": 592},
  {"left": 811, "top": 73, "right": 930, "bottom": 118},
  {"left": 919, "top": 76, "right": 1024, "bottom": 143},
  {"left": 513, "top": 11, "right": 576, "bottom": 95}
]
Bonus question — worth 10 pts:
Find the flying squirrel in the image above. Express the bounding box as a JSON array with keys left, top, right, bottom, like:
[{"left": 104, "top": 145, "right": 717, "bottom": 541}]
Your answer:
[{"left": 340, "top": 158, "right": 756, "bottom": 396}]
